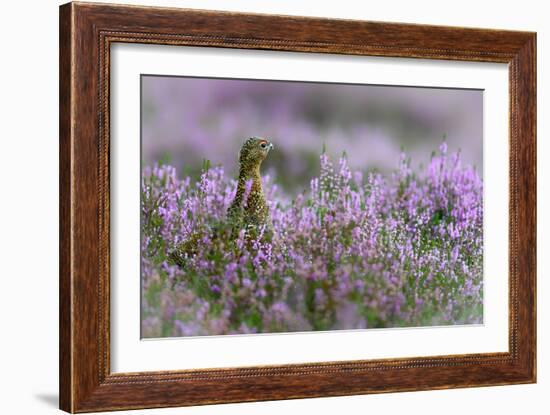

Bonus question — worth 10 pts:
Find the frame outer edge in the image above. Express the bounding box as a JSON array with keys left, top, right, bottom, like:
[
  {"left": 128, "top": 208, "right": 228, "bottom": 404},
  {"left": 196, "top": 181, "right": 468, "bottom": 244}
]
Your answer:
[
  {"left": 59, "top": 2, "right": 75, "bottom": 413},
  {"left": 532, "top": 33, "right": 537, "bottom": 383},
  {"left": 518, "top": 33, "right": 537, "bottom": 382},
  {"left": 508, "top": 33, "right": 537, "bottom": 383},
  {"left": 71, "top": 2, "right": 103, "bottom": 412}
]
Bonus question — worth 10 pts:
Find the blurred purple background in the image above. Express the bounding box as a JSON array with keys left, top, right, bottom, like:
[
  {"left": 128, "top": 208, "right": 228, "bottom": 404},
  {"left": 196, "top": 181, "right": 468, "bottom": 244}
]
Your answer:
[{"left": 141, "top": 75, "right": 482, "bottom": 192}]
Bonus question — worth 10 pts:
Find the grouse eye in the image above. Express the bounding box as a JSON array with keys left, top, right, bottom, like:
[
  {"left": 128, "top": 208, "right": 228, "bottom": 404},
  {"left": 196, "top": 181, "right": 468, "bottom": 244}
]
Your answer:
[{"left": 260, "top": 142, "right": 267, "bottom": 149}]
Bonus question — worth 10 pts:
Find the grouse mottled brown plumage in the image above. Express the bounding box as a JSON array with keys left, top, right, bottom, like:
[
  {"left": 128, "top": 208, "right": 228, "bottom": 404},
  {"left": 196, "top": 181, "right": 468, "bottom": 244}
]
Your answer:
[
  {"left": 168, "top": 136, "right": 273, "bottom": 267},
  {"left": 227, "top": 136, "right": 274, "bottom": 232}
]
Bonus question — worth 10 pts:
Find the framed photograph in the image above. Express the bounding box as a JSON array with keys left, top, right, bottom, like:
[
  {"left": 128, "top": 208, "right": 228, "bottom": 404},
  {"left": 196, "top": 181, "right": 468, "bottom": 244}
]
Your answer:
[{"left": 59, "top": 2, "right": 536, "bottom": 412}]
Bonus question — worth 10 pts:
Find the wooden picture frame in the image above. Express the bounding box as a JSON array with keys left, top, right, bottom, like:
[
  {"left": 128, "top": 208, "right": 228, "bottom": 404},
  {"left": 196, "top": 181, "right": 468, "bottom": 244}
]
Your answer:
[{"left": 59, "top": 2, "right": 536, "bottom": 412}]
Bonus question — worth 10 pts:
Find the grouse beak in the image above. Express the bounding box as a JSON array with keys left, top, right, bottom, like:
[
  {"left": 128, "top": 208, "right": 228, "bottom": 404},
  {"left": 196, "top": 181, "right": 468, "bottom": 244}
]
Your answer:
[{"left": 268, "top": 142, "right": 274, "bottom": 152}]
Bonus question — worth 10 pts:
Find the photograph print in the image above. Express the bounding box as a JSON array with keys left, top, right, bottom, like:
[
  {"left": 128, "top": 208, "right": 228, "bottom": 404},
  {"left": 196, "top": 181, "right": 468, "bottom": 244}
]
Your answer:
[{"left": 140, "top": 75, "right": 483, "bottom": 338}]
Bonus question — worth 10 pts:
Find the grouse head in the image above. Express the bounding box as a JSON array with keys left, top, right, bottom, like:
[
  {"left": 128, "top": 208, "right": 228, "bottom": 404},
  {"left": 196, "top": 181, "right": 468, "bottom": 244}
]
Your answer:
[{"left": 238, "top": 136, "right": 274, "bottom": 166}]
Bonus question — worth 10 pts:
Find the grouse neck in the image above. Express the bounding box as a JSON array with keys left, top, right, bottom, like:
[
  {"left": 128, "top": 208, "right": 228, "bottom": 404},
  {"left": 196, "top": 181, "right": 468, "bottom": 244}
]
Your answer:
[
  {"left": 239, "top": 163, "right": 262, "bottom": 182},
  {"left": 237, "top": 163, "right": 263, "bottom": 194}
]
